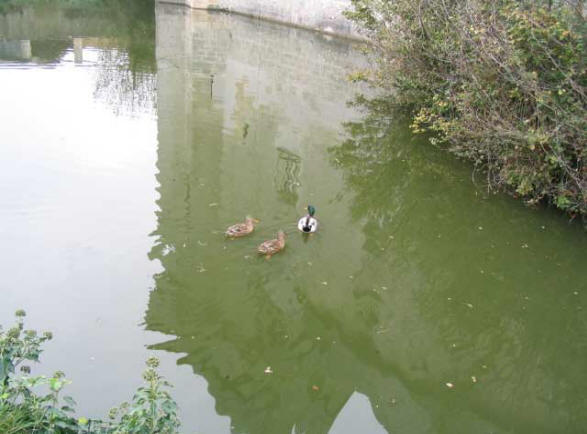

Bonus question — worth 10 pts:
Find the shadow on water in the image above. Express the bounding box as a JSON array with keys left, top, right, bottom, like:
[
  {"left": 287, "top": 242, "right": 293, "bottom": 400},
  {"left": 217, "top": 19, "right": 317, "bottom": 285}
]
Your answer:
[{"left": 144, "top": 5, "right": 586, "bottom": 434}]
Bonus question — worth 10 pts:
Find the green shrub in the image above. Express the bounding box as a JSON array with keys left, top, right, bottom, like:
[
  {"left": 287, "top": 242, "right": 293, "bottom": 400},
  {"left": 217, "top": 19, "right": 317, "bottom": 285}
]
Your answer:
[
  {"left": 0, "top": 310, "right": 180, "bottom": 433},
  {"left": 345, "top": 0, "right": 586, "bottom": 217},
  {"left": 107, "top": 356, "right": 180, "bottom": 433}
]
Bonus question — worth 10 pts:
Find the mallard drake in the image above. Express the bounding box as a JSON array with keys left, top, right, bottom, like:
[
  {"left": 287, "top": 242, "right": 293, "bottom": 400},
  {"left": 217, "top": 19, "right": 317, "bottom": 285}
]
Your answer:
[
  {"left": 225, "top": 217, "right": 259, "bottom": 238},
  {"left": 257, "top": 230, "right": 286, "bottom": 259},
  {"left": 297, "top": 205, "right": 318, "bottom": 233}
]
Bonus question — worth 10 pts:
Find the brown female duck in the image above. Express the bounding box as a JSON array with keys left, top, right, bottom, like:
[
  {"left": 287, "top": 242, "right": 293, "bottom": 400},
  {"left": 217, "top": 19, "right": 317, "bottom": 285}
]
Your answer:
[
  {"left": 257, "top": 230, "right": 286, "bottom": 259},
  {"left": 225, "top": 217, "right": 259, "bottom": 238}
]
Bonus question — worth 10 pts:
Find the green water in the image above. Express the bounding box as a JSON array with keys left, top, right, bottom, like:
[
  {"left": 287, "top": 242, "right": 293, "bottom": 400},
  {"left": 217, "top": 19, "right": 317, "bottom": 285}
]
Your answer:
[{"left": 1, "top": 2, "right": 586, "bottom": 433}]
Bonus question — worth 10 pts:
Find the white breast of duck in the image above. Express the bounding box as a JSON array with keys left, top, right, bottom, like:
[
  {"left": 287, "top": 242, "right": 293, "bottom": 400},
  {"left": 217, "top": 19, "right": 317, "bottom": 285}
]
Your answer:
[
  {"left": 298, "top": 205, "right": 318, "bottom": 233},
  {"left": 298, "top": 216, "right": 317, "bottom": 233}
]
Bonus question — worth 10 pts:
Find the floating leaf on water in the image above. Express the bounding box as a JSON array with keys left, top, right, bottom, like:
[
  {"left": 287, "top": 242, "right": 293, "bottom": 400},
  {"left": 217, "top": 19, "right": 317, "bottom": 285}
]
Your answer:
[
  {"left": 307, "top": 261, "right": 313, "bottom": 266},
  {"left": 264, "top": 366, "right": 273, "bottom": 374},
  {"left": 465, "top": 303, "right": 473, "bottom": 309},
  {"left": 312, "top": 385, "right": 319, "bottom": 391},
  {"left": 445, "top": 382, "right": 454, "bottom": 388},
  {"left": 478, "top": 226, "right": 483, "bottom": 230},
  {"left": 208, "top": 202, "right": 219, "bottom": 207},
  {"left": 471, "top": 376, "right": 477, "bottom": 383},
  {"left": 321, "top": 281, "right": 328, "bottom": 286},
  {"left": 316, "top": 336, "right": 321, "bottom": 341},
  {"left": 521, "top": 243, "right": 529, "bottom": 248}
]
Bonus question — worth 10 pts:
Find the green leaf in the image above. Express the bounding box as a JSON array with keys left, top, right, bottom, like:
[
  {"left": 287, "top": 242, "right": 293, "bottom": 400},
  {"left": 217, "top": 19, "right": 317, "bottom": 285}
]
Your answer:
[
  {"left": 61, "top": 405, "right": 75, "bottom": 413},
  {"left": 49, "top": 378, "right": 63, "bottom": 391},
  {"left": 63, "top": 395, "right": 77, "bottom": 407}
]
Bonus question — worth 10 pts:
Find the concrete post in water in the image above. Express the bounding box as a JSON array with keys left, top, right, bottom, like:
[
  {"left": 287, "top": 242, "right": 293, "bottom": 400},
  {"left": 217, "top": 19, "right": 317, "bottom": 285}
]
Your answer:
[{"left": 73, "top": 37, "right": 83, "bottom": 64}]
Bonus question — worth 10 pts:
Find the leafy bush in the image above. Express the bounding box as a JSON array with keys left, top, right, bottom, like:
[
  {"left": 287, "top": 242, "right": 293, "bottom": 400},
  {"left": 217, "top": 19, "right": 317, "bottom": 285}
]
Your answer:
[
  {"left": 345, "top": 0, "right": 586, "bottom": 217},
  {"left": 0, "top": 311, "right": 180, "bottom": 433},
  {"left": 107, "top": 357, "right": 180, "bottom": 433}
]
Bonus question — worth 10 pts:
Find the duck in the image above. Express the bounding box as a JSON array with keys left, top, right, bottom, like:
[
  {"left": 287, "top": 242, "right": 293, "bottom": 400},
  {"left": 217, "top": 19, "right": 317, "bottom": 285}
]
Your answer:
[
  {"left": 257, "top": 230, "right": 286, "bottom": 259},
  {"left": 225, "top": 216, "right": 259, "bottom": 238},
  {"left": 297, "top": 205, "right": 318, "bottom": 233}
]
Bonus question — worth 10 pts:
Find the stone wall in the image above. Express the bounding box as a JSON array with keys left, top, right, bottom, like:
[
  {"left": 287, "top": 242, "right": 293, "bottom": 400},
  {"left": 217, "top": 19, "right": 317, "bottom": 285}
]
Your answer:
[{"left": 157, "top": 0, "right": 361, "bottom": 39}]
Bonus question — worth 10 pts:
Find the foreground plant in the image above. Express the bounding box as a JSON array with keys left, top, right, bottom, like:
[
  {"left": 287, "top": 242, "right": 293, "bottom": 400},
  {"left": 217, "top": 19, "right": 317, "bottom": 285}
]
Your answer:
[
  {"left": 108, "top": 356, "right": 180, "bottom": 433},
  {"left": 345, "top": 0, "right": 586, "bottom": 217},
  {"left": 0, "top": 310, "right": 180, "bottom": 433}
]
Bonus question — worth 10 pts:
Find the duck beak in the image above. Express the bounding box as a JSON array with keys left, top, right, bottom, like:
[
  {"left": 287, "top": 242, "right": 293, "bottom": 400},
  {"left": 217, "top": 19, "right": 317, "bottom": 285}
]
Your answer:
[{"left": 253, "top": 218, "right": 260, "bottom": 224}]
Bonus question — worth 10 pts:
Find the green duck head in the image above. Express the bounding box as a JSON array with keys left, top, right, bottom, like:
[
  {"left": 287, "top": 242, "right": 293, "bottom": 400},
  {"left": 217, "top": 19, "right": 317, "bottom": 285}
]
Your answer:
[{"left": 307, "top": 205, "right": 316, "bottom": 217}]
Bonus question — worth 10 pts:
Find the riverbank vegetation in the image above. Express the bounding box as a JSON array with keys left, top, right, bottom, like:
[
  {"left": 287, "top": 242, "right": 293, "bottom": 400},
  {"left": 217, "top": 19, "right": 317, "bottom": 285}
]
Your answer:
[
  {"left": 345, "top": 0, "right": 586, "bottom": 218},
  {"left": 0, "top": 311, "right": 180, "bottom": 433}
]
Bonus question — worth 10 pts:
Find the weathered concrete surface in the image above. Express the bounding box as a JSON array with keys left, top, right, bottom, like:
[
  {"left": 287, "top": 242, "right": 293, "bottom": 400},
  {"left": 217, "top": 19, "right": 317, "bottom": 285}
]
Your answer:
[{"left": 157, "top": 0, "right": 361, "bottom": 39}]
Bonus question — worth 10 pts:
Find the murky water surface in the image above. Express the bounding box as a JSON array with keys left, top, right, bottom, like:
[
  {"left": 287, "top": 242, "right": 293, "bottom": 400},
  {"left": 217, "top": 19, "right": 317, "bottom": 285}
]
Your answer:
[{"left": 1, "top": 3, "right": 586, "bottom": 433}]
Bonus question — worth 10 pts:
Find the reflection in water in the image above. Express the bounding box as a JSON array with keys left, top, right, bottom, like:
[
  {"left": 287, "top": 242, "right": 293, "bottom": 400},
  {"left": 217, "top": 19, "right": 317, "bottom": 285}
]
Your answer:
[
  {"left": 0, "top": 0, "right": 169, "bottom": 424},
  {"left": 330, "top": 392, "right": 387, "bottom": 434},
  {"left": 330, "top": 107, "right": 587, "bottom": 433},
  {"left": 0, "top": 37, "right": 69, "bottom": 62},
  {"left": 0, "top": 39, "right": 31, "bottom": 60},
  {"left": 147, "top": 5, "right": 378, "bottom": 433},
  {"left": 1, "top": 1, "right": 586, "bottom": 433},
  {"left": 0, "top": 1, "right": 156, "bottom": 114},
  {"left": 147, "top": 5, "right": 587, "bottom": 434},
  {"left": 275, "top": 148, "right": 301, "bottom": 205},
  {"left": 93, "top": 46, "right": 157, "bottom": 115}
]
